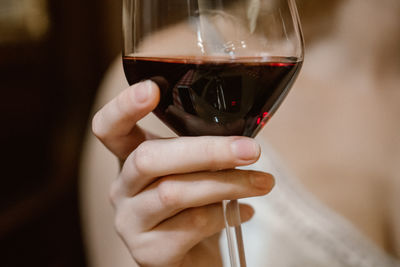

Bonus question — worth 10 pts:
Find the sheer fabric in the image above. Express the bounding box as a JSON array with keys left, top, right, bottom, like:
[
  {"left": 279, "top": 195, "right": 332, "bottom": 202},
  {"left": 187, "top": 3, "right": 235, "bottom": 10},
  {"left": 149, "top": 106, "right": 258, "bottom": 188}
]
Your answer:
[{"left": 221, "top": 140, "right": 400, "bottom": 267}]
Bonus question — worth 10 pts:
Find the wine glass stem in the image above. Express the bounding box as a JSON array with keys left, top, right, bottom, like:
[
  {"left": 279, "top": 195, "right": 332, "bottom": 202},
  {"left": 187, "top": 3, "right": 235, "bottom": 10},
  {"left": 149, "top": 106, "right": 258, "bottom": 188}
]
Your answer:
[{"left": 222, "top": 199, "right": 247, "bottom": 267}]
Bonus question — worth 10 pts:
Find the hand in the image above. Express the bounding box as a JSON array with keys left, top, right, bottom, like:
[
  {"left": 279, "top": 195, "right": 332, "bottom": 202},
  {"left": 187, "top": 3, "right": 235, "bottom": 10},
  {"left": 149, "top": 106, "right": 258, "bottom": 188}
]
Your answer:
[{"left": 92, "top": 80, "right": 275, "bottom": 267}]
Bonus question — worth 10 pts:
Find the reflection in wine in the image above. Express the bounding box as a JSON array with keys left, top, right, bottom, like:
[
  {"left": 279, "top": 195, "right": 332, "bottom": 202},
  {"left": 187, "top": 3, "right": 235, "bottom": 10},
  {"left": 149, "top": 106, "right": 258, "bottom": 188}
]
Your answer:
[{"left": 123, "top": 56, "right": 302, "bottom": 137}]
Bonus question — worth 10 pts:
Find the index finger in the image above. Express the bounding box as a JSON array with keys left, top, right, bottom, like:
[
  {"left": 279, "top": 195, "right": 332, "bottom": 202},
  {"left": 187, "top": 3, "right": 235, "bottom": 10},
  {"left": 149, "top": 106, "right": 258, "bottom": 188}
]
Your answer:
[{"left": 92, "top": 80, "right": 160, "bottom": 159}]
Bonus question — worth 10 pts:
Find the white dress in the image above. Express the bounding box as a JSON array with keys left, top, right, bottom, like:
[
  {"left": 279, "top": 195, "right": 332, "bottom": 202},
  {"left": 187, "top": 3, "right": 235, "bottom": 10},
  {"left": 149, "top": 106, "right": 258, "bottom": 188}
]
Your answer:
[{"left": 220, "top": 140, "right": 400, "bottom": 267}]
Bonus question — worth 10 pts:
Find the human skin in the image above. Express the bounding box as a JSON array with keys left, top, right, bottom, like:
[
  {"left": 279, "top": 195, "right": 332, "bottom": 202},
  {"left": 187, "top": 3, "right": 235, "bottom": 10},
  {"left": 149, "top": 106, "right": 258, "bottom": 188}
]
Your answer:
[
  {"left": 91, "top": 80, "right": 275, "bottom": 266},
  {"left": 84, "top": 0, "right": 400, "bottom": 266}
]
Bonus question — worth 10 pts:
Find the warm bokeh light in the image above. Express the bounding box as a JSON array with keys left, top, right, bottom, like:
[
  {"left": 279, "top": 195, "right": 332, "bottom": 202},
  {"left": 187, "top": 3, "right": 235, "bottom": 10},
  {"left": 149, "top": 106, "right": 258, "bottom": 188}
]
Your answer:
[{"left": 0, "top": 0, "right": 49, "bottom": 43}]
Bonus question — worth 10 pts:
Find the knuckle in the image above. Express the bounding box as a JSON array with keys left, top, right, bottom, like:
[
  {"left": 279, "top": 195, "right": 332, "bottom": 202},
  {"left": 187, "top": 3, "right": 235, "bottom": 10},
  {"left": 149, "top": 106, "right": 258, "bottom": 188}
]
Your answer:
[
  {"left": 91, "top": 111, "right": 105, "bottom": 139},
  {"left": 188, "top": 207, "right": 209, "bottom": 229},
  {"left": 157, "top": 178, "right": 180, "bottom": 209},
  {"left": 133, "top": 248, "right": 162, "bottom": 267},
  {"left": 131, "top": 142, "right": 153, "bottom": 176},
  {"left": 111, "top": 204, "right": 155, "bottom": 266},
  {"left": 113, "top": 209, "right": 128, "bottom": 237},
  {"left": 133, "top": 253, "right": 150, "bottom": 267},
  {"left": 108, "top": 180, "right": 120, "bottom": 207},
  {"left": 128, "top": 237, "right": 175, "bottom": 267}
]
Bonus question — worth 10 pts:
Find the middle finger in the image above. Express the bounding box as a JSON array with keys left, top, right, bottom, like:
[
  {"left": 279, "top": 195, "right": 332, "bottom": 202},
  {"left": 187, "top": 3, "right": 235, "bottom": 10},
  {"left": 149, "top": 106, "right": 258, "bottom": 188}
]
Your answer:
[{"left": 116, "top": 136, "right": 262, "bottom": 198}]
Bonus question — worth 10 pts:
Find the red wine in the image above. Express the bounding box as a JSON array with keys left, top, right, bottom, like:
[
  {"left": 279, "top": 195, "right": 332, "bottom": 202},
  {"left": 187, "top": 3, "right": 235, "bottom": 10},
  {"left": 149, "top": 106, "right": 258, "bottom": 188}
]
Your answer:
[{"left": 123, "top": 56, "right": 302, "bottom": 137}]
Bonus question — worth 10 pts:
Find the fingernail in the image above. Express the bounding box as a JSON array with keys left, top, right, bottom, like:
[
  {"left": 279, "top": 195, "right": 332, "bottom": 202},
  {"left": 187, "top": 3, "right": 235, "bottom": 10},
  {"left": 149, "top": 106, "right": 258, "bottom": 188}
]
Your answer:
[
  {"left": 251, "top": 175, "right": 273, "bottom": 190},
  {"left": 231, "top": 138, "right": 260, "bottom": 161},
  {"left": 134, "top": 80, "right": 152, "bottom": 103}
]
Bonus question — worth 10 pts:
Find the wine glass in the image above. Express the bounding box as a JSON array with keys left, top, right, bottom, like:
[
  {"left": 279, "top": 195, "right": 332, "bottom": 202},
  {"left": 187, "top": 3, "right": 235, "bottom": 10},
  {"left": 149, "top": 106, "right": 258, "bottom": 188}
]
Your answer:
[{"left": 122, "top": 0, "right": 304, "bottom": 266}]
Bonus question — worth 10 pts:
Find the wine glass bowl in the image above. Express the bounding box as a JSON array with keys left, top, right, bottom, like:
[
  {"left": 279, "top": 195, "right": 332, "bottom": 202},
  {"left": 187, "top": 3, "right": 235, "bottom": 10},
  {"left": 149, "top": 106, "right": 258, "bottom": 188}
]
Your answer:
[
  {"left": 122, "top": 1, "right": 304, "bottom": 266},
  {"left": 123, "top": 0, "right": 303, "bottom": 138}
]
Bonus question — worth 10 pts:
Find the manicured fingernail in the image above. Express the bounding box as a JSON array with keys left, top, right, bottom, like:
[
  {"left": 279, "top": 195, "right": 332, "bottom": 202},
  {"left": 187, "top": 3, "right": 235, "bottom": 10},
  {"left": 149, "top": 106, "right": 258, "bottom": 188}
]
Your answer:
[
  {"left": 231, "top": 138, "right": 260, "bottom": 161},
  {"left": 134, "top": 80, "right": 152, "bottom": 103}
]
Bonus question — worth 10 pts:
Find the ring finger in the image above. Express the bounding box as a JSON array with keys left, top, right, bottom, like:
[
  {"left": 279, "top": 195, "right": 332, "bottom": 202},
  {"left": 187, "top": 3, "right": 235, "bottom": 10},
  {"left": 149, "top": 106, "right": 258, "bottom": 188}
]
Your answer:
[{"left": 123, "top": 169, "right": 274, "bottom": 231}]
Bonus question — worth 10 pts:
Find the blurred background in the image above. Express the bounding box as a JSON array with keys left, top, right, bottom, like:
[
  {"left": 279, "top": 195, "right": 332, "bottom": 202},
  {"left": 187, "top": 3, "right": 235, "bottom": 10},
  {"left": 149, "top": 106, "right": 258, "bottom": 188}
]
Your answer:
[
  {"left": 0, "top": 0, "right": 121, "bottom": 266},
  {"left": 0, "top": 0, "right": 340, "bottom": 266}
]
